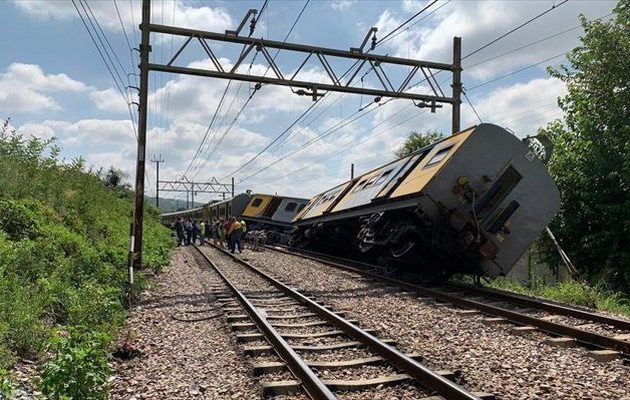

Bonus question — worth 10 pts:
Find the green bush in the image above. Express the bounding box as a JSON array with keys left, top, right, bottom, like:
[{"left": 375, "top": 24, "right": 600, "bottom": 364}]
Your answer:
[
  {"left": 0, "top": 199, "right": 40, "bottom": 241},
  {"left": 40, "top": 330, "right": 110, "bottom": 400},
  {"left": 0, "top": 127, "right": 174, "bottom": 391},
  {"left": 0, "top": 368, "right": 15, "bottom": 400}
]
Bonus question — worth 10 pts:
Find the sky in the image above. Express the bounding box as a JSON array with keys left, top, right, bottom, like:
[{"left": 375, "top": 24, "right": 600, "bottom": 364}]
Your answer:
[{"left": 0, "top": 0, "right": 617, "bottom": 204}]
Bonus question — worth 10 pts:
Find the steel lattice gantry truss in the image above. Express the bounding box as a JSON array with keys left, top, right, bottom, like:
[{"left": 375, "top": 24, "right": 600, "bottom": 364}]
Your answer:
[
  {"left": 148, "top": 23, "right": 461, "bottom": 117},
  {"left": 158, "top": 178, "right": 234, "bottom": 207},
  {"left": 158, "top": 179, "right": 232, "bottom": 195}
]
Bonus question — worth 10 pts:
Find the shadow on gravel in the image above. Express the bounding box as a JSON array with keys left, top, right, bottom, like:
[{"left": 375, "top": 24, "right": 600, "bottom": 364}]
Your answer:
[
  {"left": 135, "top": 293, "right": 218, "bottom": 310},
  {"left": 306, "top": 285, "right": 398, "bottom": 300}
]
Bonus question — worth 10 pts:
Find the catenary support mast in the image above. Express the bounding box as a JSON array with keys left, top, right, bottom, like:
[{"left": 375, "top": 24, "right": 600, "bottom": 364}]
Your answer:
[
  {"left": 151, "top": 155, "right": 164, "bottom": 208},
  {"left": 452, "top": 37, "right": 462, "bottom": 134},
  {"left": 130, "top": 0, "right": 151, "bottom": 286}
]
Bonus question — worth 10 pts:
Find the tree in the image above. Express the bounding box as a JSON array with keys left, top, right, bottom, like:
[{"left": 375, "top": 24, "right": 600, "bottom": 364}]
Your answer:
[
  {"left": 540, "top": 1, "right": 630, "bottom": 290},
  {"left": 394, "top": 129, "right": 444, "bottom": 158}
]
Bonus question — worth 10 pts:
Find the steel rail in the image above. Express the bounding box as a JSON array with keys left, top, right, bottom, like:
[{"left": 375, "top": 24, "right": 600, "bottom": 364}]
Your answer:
[
  {"left": 443, "top": 282, "right": 630, "bottom": 331},
  {"left": 191, "top": 245, "right": 336, "bottom": 400},
  {"left": 206, "top": 242, "right": 483, "bottom": 400},
  {"left": 267, "top": 246, "right": 630, "bottom": 356}
]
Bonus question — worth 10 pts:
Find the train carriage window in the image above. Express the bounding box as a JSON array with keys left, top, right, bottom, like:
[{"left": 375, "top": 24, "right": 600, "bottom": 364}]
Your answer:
[
  {"left": 251, "top": 198, "right": 263, "bottom": 207},
  {"left": 352, "top": 179, "right": 368, "bottom": 193},
  {"left": 424, "top": 145, "right": 454, "bottom": 168},
  {"left": 297, "top": 204, "right": 306, "bottom": 212},
  {"left": 284, "top": 202, "right": 297, "bottom": 212},
  {"left": 374, "top": 169, "right": 393, "bottom": 186},
  {"left": 475, "top": 165, "right": 522, "bottom": 217},
  {"left": 361, "top": 175, "right": 379, "bottom": 190}
]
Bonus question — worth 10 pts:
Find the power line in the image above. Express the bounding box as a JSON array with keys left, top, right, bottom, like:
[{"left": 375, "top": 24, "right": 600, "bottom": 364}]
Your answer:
[
  {"left": 377, "top": 0, "right": 452, "bottom": 46},
  {"left": 245, "top": 104, "right": 427, "bottom": 186},
  {"left": 82, "top": 0, "right": 130, "bottom": 88},
  {"left": 196, "top": 1, "right": 312, "bottom": 180},
  {"left": 183, "top": 0, "right": 272, "bottom": 179},
  {"left": 225, "top": 101, "right": 318, "bottom": 178},
  {"left": 227, "top": 1, "right": 439, "bottom": 181},
  {"left": 462, "top": 88, "right": 483, "bottom": 123},
  {"left": 376, "top": 0, "right": 439, "bottom": 45},
  {"left": 462, "top": 0, "right": 570, "bottom": 61},
  {"left": 467, "top": 51, "right": 567, "bottom": 91}
]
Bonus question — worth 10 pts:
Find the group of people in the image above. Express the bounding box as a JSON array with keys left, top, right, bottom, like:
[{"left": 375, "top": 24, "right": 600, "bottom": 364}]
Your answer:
[{"left": 173, "top": 216, "right": 247, "bottom": 254}]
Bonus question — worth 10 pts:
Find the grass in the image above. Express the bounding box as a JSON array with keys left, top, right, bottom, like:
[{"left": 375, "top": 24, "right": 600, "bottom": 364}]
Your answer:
[{"left": 490, "top": 278, "right": 630, "bottom": 318}]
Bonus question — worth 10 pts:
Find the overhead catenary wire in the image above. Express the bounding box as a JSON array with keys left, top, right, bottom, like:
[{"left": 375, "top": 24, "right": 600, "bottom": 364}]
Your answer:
[
  {"left": 376, "top": 0, "right": 439, "bottom": 45},
  {"left": 225, "top": 0, "right": 440, "bottom": 184},
  {"left": 183, "top": 0, "right": 271, "bottom": 180},
  {"left": 462, "top": 0, "right": 571, "bottom": 61},
  {"left": 377, "top": 0, "right": 452, "bottom": 46},
  {"left": 196, "top": 0, "right": 312, "bottom": 180}
]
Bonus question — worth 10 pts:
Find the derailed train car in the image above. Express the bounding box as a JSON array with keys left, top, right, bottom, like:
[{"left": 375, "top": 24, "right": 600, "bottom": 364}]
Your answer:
[
  {"left": 161, "top": 193, "right": 308, "bottom": 236},
  {"left": 291, "top": 124, "right": 560, "bottom": 281}
]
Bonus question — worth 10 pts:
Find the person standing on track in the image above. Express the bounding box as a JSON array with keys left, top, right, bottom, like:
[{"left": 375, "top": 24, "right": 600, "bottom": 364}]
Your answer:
[
  {"left": 184, "top": 219, "right": 193, "bottom": 246},
  {"left": 192, "top": 220, "right": 200, "bottom": 245},
  {"left": 217, "top": 219, "right": 226, "bottom": 247},
  {"left": 224, "top": 218, "right": 234, "bottom": 250},
  {"left": 238, "top": 218, "right": 247, "bottom": 249},
  {"left": 199, "top": 221, "right": 205, "bottom": 245},
  {"left": 174, "top": 217, "right": 184, "bottom": 246},
  {"left": 228, "top": 217, "right": 243, "bottom": 254}
]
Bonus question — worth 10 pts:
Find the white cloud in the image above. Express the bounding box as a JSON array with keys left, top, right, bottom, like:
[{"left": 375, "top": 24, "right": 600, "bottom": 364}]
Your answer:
[
  {"left": 466, "top": 77, "right": 566, "bottom": 137},
  {"left": 374, "top": 1, "right": 616, "bottom": 79},
  {"left": 13, "top": 0, "right": 232, "bottom": 39},
  {"left": 62, "top": 118, "right": 135, "bottom": 147},
  {"left": 0, "top": 63, "right": 90, "bottom": 113},
  {"left": 86, "top": 150, "right": 136, "bottom": 177},
  {"left": 89, "top": 87, "right": 130, "bottom": 114},
  {"left": 18, "top": 122, "right": 57, "bottom": 140},
  {"left": 331, "top": 1, "right": 357, "bottom": 11}
]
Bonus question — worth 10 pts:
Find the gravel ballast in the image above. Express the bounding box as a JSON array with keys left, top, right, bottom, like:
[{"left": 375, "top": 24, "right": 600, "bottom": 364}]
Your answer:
[
  {"left": 110, "top": 247, "right": 259, "bottom": 399},
  {"left": 239, "top": 246, "right": 630, "bottom": 400}
]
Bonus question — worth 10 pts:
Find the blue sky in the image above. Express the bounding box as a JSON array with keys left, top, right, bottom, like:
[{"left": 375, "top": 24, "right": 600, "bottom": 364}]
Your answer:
[{"left": 0, "top": 0, "right": 617, "bottom": 203}]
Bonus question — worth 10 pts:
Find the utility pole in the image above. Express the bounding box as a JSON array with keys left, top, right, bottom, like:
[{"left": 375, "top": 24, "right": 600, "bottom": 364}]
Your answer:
[
  {"left": 452, "top": 36, "right": 462, "bottom": 134},
  {"left": 130, "top": 0, "right": 151, "bottom": 293},
  {"left": 191, "top": 181, "right": 195, "bottom": 207},
  {"left": 231, "top": 177, "right": 235, "bottom": 198},
  {"left": 351, "top": 163, "right": 354, "bottom": 180},
  {"left": 150, "top": 155, "right": 164, "bottom": 209}
]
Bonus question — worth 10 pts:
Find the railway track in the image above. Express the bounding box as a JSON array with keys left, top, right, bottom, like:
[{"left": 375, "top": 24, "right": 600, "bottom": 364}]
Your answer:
[
  {"left": 266, "top": 245, "right": 630, "bottom": 364},
  {"left": 192, "top": 243, "right": 494, "bottom": 399}
]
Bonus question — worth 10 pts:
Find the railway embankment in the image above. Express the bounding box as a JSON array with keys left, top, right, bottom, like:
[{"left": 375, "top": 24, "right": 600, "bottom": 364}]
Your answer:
[{"left": 0, "top": 132, "right": 173, "bottom": 398}]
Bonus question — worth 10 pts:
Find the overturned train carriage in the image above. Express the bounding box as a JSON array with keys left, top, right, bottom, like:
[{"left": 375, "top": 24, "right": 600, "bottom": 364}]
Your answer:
[
  {"left": 291, "top": 123, "right": 560, "bottom": 281},
  {"left": 161, "top": 193, "right": 309, "bottom": 244}
]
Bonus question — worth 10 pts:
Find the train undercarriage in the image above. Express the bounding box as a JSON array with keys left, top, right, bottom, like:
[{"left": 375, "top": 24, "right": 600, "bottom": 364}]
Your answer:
[{"left": 291, "top": 206, "right": 487, "bottom": 283}]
